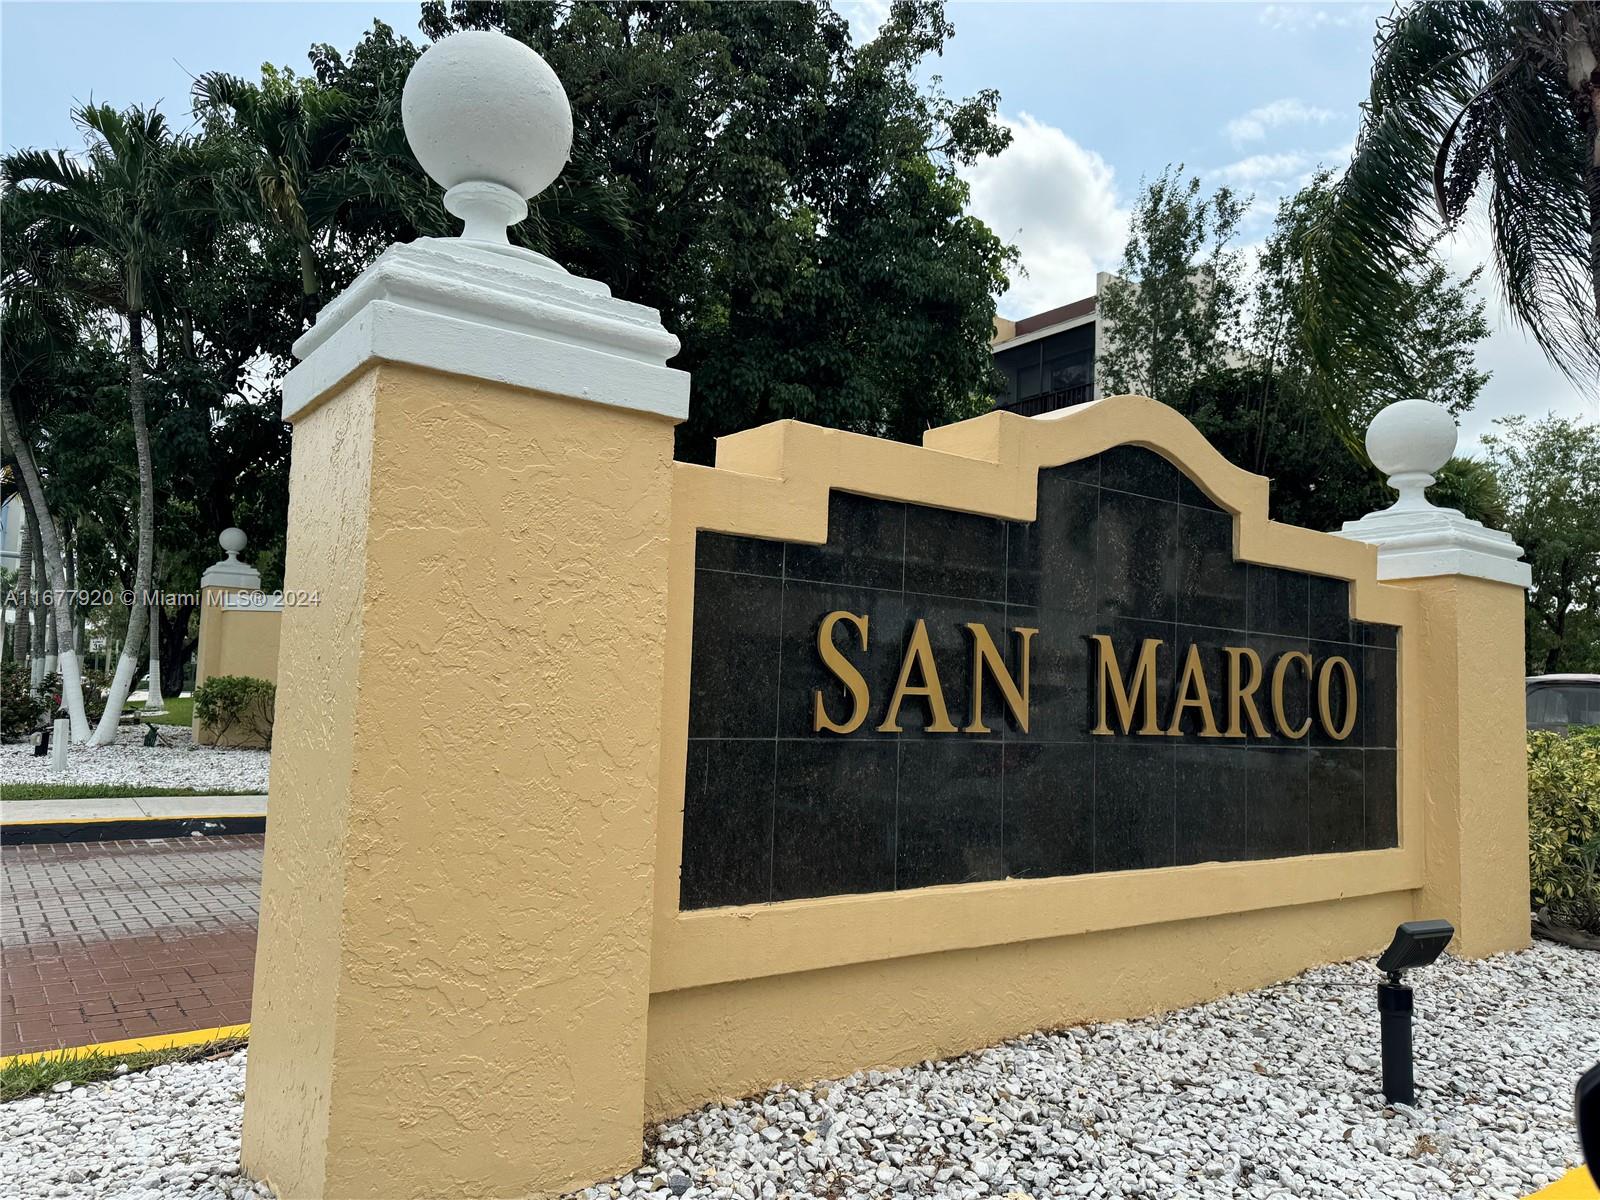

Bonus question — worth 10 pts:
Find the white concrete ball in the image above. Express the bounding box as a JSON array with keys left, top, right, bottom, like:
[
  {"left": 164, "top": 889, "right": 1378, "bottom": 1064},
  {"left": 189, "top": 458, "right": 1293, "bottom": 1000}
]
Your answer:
[
  {"left": 401, "top": 31, "right": 573, "bottom": 200},
  {"left": 218, "top": 527, "right": 248, "bottom": 555},
  {"left": 1365, "top": 398, "right": 1457, "bottom": 476}
]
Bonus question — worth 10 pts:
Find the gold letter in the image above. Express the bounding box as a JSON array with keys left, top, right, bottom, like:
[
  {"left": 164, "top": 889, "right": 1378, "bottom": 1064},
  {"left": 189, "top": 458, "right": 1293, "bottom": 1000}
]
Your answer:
[
  {"left": 964, "top": 624, "right": 1037, "bottom": 734},
  {"left": 1270, "top": 650, "right": 1312, "bottom": 739},
  {"left": 813, "top": 611, "right": 871, "bottom": 734},
  {"left": 1167, "top": 643, "right": 1221, "bottom": 737},
  {"left": 877, "top": 619, "right": 958, "bottom": 733},
  {"left": 1316, "top": 655, "right": 1359, "bottom": 740},
  {"left": 1223, "top": 646, "right": 1268, "bottom": 738},
  {"left": 1090, "top": 635, "right": 1164, "bottom": 736}
]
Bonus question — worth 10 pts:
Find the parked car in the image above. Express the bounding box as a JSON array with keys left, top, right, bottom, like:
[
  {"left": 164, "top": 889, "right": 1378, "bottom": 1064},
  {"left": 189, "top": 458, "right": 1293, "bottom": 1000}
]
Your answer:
[{"left": 1526, "top": 674, "right": 1600, "bottom": 732}]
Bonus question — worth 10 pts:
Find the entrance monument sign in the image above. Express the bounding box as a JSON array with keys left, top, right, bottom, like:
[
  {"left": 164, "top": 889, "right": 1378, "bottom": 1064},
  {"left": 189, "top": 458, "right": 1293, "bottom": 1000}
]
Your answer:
[
  {"left": 677, "top": 443, "right": 1401, "bottom": 909},
  {"left": 243, "top": 31, "right": 1533, "bottom": 1200}
]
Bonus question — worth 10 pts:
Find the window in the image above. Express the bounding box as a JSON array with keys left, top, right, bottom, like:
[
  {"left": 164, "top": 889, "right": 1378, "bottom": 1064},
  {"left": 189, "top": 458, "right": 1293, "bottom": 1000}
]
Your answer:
[
  {"left": 1527, "top": 684, "right": 1600, "bottom": 728},
  {"left": 1046, "top": 348, "right": 1091, "bottom": 394}
]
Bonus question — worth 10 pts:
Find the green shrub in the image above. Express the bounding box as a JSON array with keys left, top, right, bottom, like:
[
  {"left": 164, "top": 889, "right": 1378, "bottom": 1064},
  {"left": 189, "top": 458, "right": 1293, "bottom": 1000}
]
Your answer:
[
  {"left": 1529, "top": 726, "right": 1600, "bottom": 933},
  {"left": 32, "top": 668, "right": 110, "bottom": 726},
  {"left": 1, "top": 661, "right": 44, "bottom": 742},
  {"left": 80, "top": 667, "right": 110, "bottom": 725},
  {"left": 193, "top": 674, "right": 276, "bottom": 748}
]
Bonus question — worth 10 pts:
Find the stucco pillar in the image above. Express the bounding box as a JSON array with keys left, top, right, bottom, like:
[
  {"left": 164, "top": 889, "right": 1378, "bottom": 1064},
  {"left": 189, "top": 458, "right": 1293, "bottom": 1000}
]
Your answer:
[
  {"left": 241, "top": 33, "right": 688, "bottom": 1200},
  {"left": 1338, "top": 400, "right": 1532, "bottom": 958},
  {"left": 194, "top": 527, "right": 263, "bottom": 700}
]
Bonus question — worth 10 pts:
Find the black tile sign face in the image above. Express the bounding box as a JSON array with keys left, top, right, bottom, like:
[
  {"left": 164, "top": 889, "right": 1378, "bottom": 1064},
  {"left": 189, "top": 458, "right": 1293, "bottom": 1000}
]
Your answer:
[{"left": 681, "top": 447, "right": 1400, "bottom": 910}]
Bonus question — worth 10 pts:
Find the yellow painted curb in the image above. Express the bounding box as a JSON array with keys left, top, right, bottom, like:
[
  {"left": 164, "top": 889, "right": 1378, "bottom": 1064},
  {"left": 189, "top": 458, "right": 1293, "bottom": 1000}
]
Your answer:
[
  {"left": 0, "top": 1024, "right": 249, "bottom": 1068},
  {"left": 1527, "top": 1167, "right": 1600, "bottom": 1199}
]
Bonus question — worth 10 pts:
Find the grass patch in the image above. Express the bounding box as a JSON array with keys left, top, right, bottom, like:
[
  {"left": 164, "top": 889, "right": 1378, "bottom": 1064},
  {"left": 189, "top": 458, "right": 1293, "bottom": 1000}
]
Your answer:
[
  {"left": 0, "top": 784, "right": 266, "bottom": 802},
  {"left": 1, "top": 1035, "right": 248, "bottom": 1102},
  {"left": 143, "top": 696, "right": 193, "bottom": 726}
]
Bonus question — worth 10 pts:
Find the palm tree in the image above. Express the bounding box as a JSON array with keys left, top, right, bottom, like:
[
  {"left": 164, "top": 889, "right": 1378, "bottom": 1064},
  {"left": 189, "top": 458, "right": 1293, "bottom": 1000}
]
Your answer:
[
  {"left": 1309, "top": 2, "right": 1600, "bottom": 384},
  {"left": 4, "top": 103, "right": 188, "bottom": 743},
  {"left": 0, "top": 205, "right": 94, "bottom": 738},
  {"left": 193, "top": 68, "right": 357, "bottom": 317}
]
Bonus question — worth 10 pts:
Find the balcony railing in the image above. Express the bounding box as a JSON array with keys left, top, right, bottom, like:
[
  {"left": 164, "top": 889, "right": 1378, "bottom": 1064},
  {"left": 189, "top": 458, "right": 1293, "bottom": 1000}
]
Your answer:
[{"left": 995, "top": 384, "right": 1090, "bottom": 418}]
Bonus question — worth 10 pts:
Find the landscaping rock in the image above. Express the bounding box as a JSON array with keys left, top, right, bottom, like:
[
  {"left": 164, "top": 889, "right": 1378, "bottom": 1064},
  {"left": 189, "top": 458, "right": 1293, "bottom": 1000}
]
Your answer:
[
  {"left": 1, "top": 944, "right": 1594, "bottom": 1199},
  {"left": 0, "top": 726, "right": 269, "bottom": 793}
]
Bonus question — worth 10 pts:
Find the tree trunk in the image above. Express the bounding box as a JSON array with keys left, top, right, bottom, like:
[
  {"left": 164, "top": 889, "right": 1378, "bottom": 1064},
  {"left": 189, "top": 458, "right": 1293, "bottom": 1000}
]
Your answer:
[
  {"left": 11, "top": 497, "right": 33, "bottom": 666},
  {"left": 64, "top": 529, "right": 80, "bottom": 656},
  {"left": 29, "top": 531, "right": 46, "bottom": 686},
  {"left": 142, "top": 598, "right": 165, "bottom": 713},
  {"left": 298, "top": 242, "right": 320, "bottom": 298},
  {"left": 159, "top": 599, "right": 194, "bottom": 695},
  {"left": 43, "top": 578, "right": 58, "bottom": 676},
  {"left": 0, "top": 389, "right": 91, "bottom": 740},
  {"left": 91, "top": 310, "right": 157, "bottom": 745}
]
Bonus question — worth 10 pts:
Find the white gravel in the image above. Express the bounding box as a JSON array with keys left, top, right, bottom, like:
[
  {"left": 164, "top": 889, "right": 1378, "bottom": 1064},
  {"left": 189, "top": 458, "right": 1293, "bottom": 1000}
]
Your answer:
[
  {"left": 1, "top": 1054, "right": 261, "bottom": 1200},
  {"left": 586, "top": 941, "right": 1597, "bottom": 1200},
  {"left": 2, "top": 942, "right": 1594, "bottom": 1199},
  {"left": 0, "top": 727, "right": 269, "bottom": 794}
]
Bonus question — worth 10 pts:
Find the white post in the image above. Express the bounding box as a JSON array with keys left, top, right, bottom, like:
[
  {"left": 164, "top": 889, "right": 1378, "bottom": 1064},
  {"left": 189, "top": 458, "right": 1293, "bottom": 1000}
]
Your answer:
[{"left": 50, "top": 717, "right": 69, "bottom": 773}]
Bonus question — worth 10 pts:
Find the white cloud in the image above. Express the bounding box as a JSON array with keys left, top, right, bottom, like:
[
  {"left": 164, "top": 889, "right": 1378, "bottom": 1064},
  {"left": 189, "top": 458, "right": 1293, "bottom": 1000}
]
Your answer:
[
  {"left": 959, "top": 112, "right": 1128, "bottom": 319},
  {"left": 1258, "top": 4, "right": 1383, "bottom": 32},
  {"left": 1212, "top": 150, "right": 1314, "bottom": 186},
  {"left": 835, "top": 0, "right": 891, "bottom": 44},
  {"left": 1211, "top": 142, "right": 1353, "bottom": 232},
  {"left": 1225, "top": 98, "right": 1337, "bottom": 146}
]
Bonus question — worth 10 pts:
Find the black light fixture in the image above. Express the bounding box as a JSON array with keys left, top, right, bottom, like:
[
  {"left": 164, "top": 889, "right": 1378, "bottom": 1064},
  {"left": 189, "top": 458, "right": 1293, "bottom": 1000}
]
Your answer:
[{"left": 1374, "top": 918, "right": 1455, "bottom": 1105}]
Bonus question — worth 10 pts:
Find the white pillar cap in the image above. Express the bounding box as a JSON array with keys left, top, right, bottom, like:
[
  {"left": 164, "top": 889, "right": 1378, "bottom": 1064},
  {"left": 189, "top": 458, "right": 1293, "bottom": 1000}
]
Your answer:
[
  {"left": 1337, "top": 399, "right": 1530, "bottom": 588},
  {"left": 282, "top": 30, "right": 688, "bottom": 425},
  {"left": 201, "top": 527, "right": 263, "bottom": 590}
]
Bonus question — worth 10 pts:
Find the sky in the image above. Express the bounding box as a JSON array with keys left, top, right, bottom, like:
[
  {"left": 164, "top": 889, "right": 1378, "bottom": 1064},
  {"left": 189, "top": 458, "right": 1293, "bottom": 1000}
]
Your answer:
[{"left": 2, "top": 0, "right": 1593, "bottom": 447}]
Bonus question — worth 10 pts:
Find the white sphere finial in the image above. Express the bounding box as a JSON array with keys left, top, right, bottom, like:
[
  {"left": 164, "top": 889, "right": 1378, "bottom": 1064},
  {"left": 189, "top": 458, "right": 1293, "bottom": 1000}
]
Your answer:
[
  {"left": 401, "top": 31, "right": 573, "bottom": 245},
  {"left": 1366, "top": 399, "right": 1458, "bottom": 512},
  {"left": 219, "top": 527, "right": 248, "bottom": 559}
]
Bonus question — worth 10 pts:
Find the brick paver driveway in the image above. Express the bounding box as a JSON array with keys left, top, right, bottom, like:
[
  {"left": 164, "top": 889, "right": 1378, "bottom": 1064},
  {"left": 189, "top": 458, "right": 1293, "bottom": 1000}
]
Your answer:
[{"left": 1, "top": 835, "right": 262, "bottom": 1055}]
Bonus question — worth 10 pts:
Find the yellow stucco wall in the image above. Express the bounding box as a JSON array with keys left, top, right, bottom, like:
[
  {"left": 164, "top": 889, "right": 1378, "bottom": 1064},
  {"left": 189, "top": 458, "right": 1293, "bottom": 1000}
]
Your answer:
[
  {"left": 642, "top": 398, "right": 1465, "bottom": 1118},
  {"left": 1388, "top": 573, "right": 1530, "bottom": 958},
  {"left": 247, "top": 380, "right": 1530, "bottom": 1198},
  {"left": 646, "top": 891, "right": 1412, "bottom": 1119},
  {"left": 241, "top": 370, "right": 375, "bottom": 1200},
  {"left": 244, "top": 363, "right": 677, "bottom": 1199},
  {"left": 192, "top": 586, "right": 283, "bottom": 747},
  {"left": 195, "top": 590, "right": 282, "bottom": 686}
]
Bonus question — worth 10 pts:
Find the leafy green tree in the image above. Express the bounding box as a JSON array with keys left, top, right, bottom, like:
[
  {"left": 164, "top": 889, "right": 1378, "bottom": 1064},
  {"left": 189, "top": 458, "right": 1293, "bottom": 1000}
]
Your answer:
[
  {"left": 193, "top": 65, "right": 359, "bottom": 314},
  {"left": 322, "top": 1, "right": 1018, "bottom": 460},
  {"left": 1097, "top": 170, "right": 1491, "bottom": 532},
  {"left": 1250, "top": 174, "right": 1489, "bottom": 449},
  {"left": 3, "top": 104, "right": 218, "bottom": 739},
  {"left": 1480, "top": 414, "right": 1600, "bottom": 672},
  {"left": 1308, "top": 1, "right": 1600, "bottom": 388},
  {"left": 1097, "top": 168, "right": 1249, "bottom": 405}
]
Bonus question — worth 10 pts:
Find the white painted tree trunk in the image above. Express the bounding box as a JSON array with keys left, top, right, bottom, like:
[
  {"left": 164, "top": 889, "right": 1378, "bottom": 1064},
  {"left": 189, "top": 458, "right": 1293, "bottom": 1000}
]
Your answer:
[
  {"left": 11, "top": 506, "right": 34, "bottom": 667},
  {"left": 142, "top": 608, "right": 165, "bottom": 713},
  {"left": 90, "top": 310, "right": 156, "bottom": 746},
  {"left": 29, "top": 534, "right": 46, "bottom": 688},
  {"left": 1, "top": 389, "right": 91, "bottom": 741},
  {"left": 95, "top": 652, "right": 142, "bottom": 742},
  {"left": 43, "top": 598, "right": 58, "bottom": 677}
]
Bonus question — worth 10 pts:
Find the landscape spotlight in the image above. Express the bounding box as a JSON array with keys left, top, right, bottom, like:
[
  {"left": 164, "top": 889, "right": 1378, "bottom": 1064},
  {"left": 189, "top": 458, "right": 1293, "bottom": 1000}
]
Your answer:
[{"left": 1374, "top": 918, "right": 1454, "bottom": 1106}]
